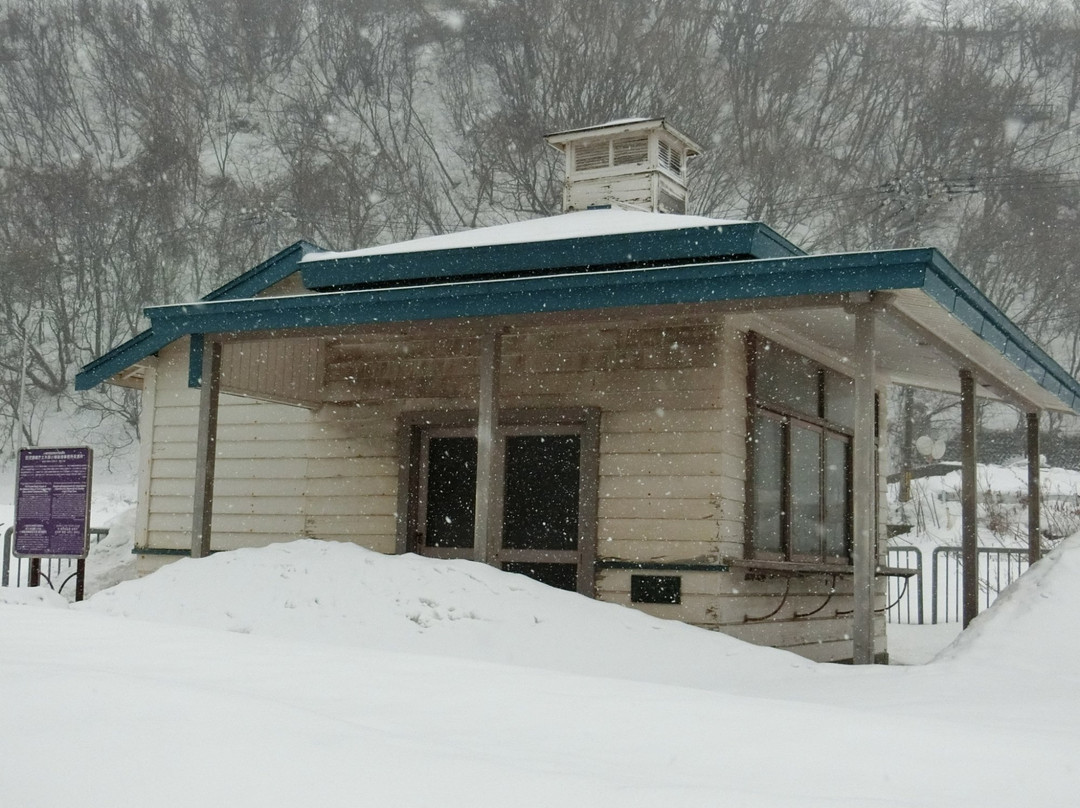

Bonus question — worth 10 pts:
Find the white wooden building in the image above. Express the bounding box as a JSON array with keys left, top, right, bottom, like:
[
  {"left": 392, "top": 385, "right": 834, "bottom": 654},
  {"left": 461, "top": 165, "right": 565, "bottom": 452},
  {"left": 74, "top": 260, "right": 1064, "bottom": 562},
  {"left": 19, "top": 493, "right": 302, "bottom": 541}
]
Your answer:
[{"left": 78, "top": 119, "right": 1080, "bottom": 663}]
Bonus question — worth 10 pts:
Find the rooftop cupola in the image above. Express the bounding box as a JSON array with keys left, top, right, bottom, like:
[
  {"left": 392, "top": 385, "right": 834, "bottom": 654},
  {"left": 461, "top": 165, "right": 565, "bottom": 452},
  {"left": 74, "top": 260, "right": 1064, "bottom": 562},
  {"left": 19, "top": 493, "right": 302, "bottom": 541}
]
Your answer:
[{"left": 545, "top": 118, "right": 702, "bottom": 214}]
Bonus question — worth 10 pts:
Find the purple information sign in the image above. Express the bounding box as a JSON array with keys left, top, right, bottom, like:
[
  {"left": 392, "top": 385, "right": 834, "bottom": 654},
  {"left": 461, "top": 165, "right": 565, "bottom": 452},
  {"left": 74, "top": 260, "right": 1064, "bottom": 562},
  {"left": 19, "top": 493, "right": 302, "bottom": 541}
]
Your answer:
[{"left": 14, "top": 447, "right": 93, "bottom": 559}]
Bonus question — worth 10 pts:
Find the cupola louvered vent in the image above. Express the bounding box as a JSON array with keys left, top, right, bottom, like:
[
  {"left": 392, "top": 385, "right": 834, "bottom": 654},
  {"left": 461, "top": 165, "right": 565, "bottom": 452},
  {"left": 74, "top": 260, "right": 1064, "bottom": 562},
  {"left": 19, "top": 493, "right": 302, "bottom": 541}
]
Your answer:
[
  {"left": 613, "top": 136, "right": 648, "bottom": 166},
  {"left": 545, "top": 118, "right": 701, "bottom": 214},
  {"left": 658, "top": 140, "right": 682, "bottom": 176},
  {"left": 575, "top": 141, "right": 610, "bottom": 171}
]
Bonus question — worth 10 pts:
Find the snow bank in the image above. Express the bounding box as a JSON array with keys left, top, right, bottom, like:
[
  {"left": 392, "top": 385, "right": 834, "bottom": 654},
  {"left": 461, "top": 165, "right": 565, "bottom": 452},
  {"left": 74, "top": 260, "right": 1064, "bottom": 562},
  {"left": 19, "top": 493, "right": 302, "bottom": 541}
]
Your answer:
[
  {"left": 84, "top": 505, "right": 137, "bottom": 595},
  {"left": 0, "top": 584, "right": 69, "bottom": 608},
  {"left": 5, "top": 531, "right": 1080, "bottom": 807},
  {"left": 81, "top": 538, "right": 808, "bottom": 689},
  {"left": 940, "top": 534, "right": 1080, "bottom": 671}
]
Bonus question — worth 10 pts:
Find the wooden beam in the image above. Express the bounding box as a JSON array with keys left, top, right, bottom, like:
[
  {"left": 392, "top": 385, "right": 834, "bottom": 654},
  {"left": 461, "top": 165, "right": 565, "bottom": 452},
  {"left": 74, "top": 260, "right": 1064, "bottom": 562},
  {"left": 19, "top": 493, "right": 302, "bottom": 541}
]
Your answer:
[
  {"left": 960, "top": 369, "right": 979, "bottom": 628},
  {"left": 1027, "top": 411, "right": 1042, "bottom": 564},
  {"left": 852, "top": 306, "right": 876, "bottom": 664},
  {"left": 191, "top": 339, "right": 222, "bottom": 559},
  {"left": 473, "top": 332, "right": 502, "bottom": 564}
]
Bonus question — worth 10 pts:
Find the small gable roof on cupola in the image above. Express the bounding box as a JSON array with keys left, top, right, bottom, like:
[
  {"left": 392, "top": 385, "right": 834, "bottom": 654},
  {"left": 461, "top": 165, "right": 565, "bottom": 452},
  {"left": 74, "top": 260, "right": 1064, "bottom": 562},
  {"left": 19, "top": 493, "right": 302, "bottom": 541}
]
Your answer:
[{"left": 544, "top": 118, "right": 703, "bottom": 155}]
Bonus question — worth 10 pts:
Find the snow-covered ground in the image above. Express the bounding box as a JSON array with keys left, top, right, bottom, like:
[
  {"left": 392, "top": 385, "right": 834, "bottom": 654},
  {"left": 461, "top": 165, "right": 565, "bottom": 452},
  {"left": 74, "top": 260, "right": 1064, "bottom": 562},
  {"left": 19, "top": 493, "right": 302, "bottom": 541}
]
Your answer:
[
  {"left": 2, "top": 462, "right": 1078, "bottom": 804},
  {"left": 891, "top": 461, "right": 1080, "bottom": 552},
  {"left": 2, "top": 534, "right": 1080, "bottom": 807}
]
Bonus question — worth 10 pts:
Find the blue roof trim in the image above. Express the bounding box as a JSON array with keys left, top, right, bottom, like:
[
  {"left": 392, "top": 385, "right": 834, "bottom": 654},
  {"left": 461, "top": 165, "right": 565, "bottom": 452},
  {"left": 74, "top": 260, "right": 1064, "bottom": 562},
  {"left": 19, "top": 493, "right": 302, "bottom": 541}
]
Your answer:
[
  {"left": 749, "top": 226, "right": 805, "bottom": 260},
  {"left": 74, "top": 327, "right": 172, "bottom": 391},
  {"left": 919, "top": 250, "right": 1080, "bottom": 411},
  {"left": 201, "top": 240, "right": 321, "bottom": 301},
  {"left": 78, "top": 239, "right": 1080, "bottom": 413},
  {"left": 149, "top": 249, "right": 932, "bottom": 337},
  {"left": 299, "top": 223, "right": 803, "bottom": 291},
  {"left": 75, "top": 241, "right": 322, "bottom": 391}
]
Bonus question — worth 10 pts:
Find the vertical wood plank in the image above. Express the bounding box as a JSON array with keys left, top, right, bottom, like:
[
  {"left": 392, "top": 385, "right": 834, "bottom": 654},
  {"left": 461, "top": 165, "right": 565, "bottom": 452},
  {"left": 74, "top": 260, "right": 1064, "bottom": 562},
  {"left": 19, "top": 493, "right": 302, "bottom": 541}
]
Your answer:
[
  {"left": 960, "top": 369, "right": 979, "bottom": 628},
  {"left": 852, "top": 306, "right": 876, "bottom": 664},
  {"left": 473, "top": 332, "right": 501, "bottom": 564},
  {"left": 1027, "top": 410, "right": 1042, "bottom": 564},
  {"left": 191, "top": 339, "right": 222, "bottom": 559}
]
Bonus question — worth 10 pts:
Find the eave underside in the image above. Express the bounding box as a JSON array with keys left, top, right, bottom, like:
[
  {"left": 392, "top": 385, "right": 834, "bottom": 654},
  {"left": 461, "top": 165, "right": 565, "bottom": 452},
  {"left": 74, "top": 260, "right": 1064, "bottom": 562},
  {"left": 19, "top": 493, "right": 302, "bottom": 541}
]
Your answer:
[{"left": 133, "top": 290, "right": 1073, "bottom": 417}]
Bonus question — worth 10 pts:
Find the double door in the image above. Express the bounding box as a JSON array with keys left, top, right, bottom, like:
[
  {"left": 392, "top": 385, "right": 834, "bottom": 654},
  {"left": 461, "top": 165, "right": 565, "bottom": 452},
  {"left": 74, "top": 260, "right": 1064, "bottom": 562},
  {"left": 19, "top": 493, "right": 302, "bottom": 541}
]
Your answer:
[{"left": 406, "top": 413, "right": 596, "bottom": 594}]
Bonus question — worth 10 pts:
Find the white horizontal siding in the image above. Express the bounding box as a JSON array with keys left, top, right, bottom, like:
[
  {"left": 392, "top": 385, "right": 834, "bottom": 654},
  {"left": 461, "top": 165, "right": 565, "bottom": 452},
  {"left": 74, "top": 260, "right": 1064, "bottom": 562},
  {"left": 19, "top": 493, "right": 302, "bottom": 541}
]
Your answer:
[{"left": 135, "top": 316, "right": 884, "bottom": 663}]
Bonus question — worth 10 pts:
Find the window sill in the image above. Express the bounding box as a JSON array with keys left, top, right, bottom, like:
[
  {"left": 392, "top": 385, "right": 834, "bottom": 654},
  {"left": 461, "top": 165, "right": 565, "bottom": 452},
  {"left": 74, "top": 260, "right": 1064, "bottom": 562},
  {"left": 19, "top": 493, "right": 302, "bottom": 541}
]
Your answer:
[{"left": 724, "top": 557, "right": 917, "bottom": 578}]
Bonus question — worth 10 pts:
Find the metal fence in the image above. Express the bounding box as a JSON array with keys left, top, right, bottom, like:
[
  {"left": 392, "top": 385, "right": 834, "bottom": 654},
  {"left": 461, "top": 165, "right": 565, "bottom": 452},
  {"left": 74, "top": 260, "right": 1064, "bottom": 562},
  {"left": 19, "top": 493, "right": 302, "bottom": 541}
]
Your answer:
[
  {"left": 2, "top": 526, "right": 110, "bottom": 595},
  {"left": 930, "top": 546, "right": 1029, "bottom": 625},
  {"left": 885, "top": 546, "right": 924, "bottom": 625},
  {"left": 886, "top": 544, "right": 1030, "bottom": 624}
]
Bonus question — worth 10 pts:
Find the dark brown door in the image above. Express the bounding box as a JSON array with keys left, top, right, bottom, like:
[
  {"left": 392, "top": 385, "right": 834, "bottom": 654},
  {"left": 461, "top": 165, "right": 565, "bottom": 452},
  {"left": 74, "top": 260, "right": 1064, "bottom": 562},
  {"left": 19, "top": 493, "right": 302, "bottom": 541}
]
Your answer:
[
  {"left": 415, "top": 427, "right": 477, "bottom": 560},
  {"left": 412, "top": 420, "right": 593, "bottom": 593},
  {"left": 496, "top": 427, "right": 583, "bottom": 592}
]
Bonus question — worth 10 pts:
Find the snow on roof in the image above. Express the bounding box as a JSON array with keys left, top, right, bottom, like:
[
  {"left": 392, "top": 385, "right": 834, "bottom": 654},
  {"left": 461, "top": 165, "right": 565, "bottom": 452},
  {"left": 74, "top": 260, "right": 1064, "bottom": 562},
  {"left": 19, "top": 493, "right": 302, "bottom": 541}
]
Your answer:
[
  {"left": 544, "top": 117, "right": 656, "bottom": 139},
  {"left": 303, "top": 209, "right": 745, "bottom": 263}
]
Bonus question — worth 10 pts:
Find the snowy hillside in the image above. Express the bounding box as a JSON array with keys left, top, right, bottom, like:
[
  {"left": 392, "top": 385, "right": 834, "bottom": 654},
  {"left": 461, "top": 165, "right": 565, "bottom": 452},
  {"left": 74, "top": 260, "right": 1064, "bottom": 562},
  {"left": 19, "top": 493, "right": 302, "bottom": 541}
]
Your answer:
[{"left": 2, "top": 534, "right": 1080, "bottom": 806}]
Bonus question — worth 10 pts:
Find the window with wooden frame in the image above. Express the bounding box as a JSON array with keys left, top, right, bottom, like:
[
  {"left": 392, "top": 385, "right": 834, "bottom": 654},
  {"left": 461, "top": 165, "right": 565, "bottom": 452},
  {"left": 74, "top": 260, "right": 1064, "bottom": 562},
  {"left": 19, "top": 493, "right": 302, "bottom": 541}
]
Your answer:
[{"left": 745, "top": 334, "right": 853, "bottom": 563}]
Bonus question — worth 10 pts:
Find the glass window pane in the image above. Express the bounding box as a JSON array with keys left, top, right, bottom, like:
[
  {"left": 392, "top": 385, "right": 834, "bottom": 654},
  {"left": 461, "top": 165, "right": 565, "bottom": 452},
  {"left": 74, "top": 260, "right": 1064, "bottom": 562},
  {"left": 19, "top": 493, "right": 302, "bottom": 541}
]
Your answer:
[
  {"left": 502, "top": 561, "right": 578, "bottom": 592},
  {"left": 752, "top": 417, "right": 784, "bottom": 554},
  {"left": 824, "top": 436, "right": 850, "bottom": 559},
  {"left": 755, "top": 340, "right": 819, "bottom": 417},
  {"left": 424, "top": 436, "right": 476, "bottom": 548},
  {"left": 824, "top": 370, "right": 855, "bottom": 429},
  {"left": 502, "top": 434, "right": 580, "bottom": 551},
  {"left": 790, "top": 426, "right": 822, "bottom": 558}
]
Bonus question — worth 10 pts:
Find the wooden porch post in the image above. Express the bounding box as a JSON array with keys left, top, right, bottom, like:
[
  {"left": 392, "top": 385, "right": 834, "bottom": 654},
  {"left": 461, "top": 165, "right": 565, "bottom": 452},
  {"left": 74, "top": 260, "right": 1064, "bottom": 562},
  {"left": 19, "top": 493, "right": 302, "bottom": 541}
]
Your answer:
[
  {"left": 191, "top": 338, "right": 222, "bottom": 559},
  {"left": 473, "top": 332, "right": 501, "bottom": 564},
  {"left": 1027, "top": 411, "right": 1042, "bottom": 565},
  {"left": 852, "top": 306, "right": 877, "bottom": 665},
  {"left": 960, "top": 369, "right": 979, "bottom": 628}
]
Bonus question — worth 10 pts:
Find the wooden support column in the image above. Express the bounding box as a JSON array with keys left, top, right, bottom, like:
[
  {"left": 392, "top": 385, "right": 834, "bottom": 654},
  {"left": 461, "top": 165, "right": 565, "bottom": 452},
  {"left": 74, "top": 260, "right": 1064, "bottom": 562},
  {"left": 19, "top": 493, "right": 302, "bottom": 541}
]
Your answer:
[
  {"left": 191, "top": 338, "right": 222, "bottom": 559},
  {"left": 473, "top": 331, "right": 501, "bottom": 564},
  {"left": 852, "top": 306, "right": 877, "bottom": 665},
  {"left": 960, "top": 369, "right": 979, "bottom": 628},
  {"left": 899, "top": 386, "right": 914, "bottom": 502},
  {"left": 1027, "top": 411, "right": 1042, "bottom": 565}
]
